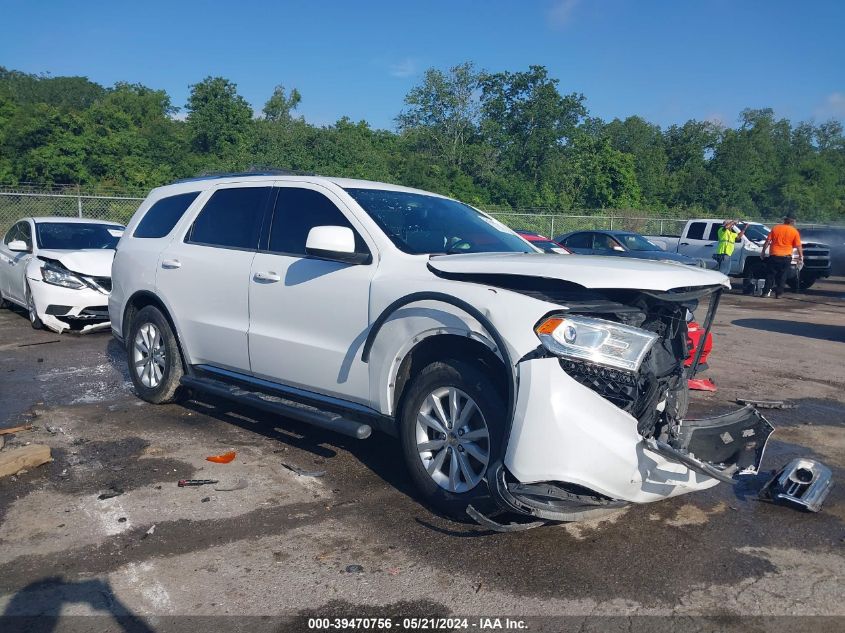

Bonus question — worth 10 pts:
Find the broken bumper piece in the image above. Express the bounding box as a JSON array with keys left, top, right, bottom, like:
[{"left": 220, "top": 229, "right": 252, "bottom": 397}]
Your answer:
[
  {"left": 647, "top": 405, "right": 774, "bottom": 484},
  {"left": 760, "top": 458, "right": 833, "bottom": 512}
]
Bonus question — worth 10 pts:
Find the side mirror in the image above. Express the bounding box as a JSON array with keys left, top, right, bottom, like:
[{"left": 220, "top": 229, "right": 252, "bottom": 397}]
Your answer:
[
  {"left": 8, "top": 240, "right": 29, "bottom": 253},
  {"left": 305, "top": 226, "right": 369, "bottom": 264}
]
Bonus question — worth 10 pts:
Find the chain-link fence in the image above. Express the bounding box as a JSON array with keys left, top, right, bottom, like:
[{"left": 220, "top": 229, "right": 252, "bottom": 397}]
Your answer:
[
  {"left": 0, "top": 186, "right": 840, "bottom": 243},
  {"left": 0, "top": 188, "right": 144, "bottom": 237}
]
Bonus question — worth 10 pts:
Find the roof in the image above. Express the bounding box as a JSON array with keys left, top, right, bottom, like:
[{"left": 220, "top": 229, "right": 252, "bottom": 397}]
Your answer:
[
  {"left": 153, "top": 173, "right": 446, "bottom": 199},
  {"left": 29, "top": 217, "right": 125, "bottom": 226}
]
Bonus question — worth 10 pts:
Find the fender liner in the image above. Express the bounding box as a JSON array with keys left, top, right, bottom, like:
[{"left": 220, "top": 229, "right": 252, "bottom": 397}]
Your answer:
[{"left": 360, "top": 291, "right": 527, "bottom": 516}]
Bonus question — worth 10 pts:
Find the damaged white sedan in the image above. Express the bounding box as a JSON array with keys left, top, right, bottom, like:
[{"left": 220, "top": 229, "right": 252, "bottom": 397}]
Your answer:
[
  {"left": 111, "top": 174, "right": 777, "bottom": 529},
  {"left": 0, "top": 217, "right": 123, "bottom": 333}
]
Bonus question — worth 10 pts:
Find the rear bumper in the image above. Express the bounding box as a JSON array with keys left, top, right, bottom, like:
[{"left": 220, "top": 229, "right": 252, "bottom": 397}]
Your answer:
[{"left": 502, "top": 358, "right": 772, "bottom": 513}]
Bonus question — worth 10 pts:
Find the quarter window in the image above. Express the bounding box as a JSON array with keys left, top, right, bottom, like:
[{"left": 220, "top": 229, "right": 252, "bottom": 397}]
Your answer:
[
  {"left": 134, "top": 192, "right": 200, "bottom": 238},
  {"left": 186, "top": 187, "right": 270, "bottom": 250},
  {"left": 268, "top": 187, "right": 368, "bottom": 256}
]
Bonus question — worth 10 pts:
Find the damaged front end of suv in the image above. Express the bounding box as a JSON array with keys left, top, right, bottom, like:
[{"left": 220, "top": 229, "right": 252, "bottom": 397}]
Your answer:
[{"left": 468, "top": 276, "right": 774, "bottom": 524}]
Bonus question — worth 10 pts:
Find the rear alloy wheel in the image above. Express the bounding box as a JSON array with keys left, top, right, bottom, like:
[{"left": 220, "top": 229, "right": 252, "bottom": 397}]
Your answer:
[
  {"left": 25, "top": 284, "right": 43, "bottom": 330},
  {"left": 400, "top": 359, "right": 505, "bottom": 519},
  {"left": 127, "top": 305, "right": 184, "bottom": 404}
]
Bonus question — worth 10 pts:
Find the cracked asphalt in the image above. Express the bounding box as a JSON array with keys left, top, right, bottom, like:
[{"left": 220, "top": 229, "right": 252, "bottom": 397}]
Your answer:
[{"left": 0, "top": 278, "right": 843, "bottom": 627}]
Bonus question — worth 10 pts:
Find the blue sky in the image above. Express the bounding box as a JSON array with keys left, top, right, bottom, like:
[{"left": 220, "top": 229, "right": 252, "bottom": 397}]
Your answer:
[{"left": 2, "top": 0, "right": 843, "bottom": 130}]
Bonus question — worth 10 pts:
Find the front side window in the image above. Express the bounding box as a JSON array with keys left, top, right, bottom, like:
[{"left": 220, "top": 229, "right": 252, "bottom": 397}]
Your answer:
[
  {"left": 345, "top": 188, "right": 533, "bottom": 255},
  {"left": 35, "top": 222, "right": 123, "bottom": 250},
  {"left": 134, "top": 191, "right": 200, "bottom": 238},
  {"left": 617, "top": 233, "right": 661, "bottom": 252},
  {"left": 186, "top": 187, "right": 270, "bottom": 250},
  {"left": 268, "top": 187, "right": 368, "bottom": 256}
]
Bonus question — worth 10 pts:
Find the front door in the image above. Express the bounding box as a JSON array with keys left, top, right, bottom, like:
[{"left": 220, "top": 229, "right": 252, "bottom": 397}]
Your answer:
[
  {"left": 0, "top": 220, "right": 34, "bottom": 303},
  {"left": 248, "top": 183, "right": 376, "bottom": 403},
  {"left": 155, "top": 184, "right": 272, "bottom": 372}
]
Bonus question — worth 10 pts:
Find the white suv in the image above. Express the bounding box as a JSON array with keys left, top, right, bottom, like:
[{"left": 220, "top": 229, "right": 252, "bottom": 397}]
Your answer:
[{"left": 110, "top": 173, "right": 773, "bottom": 527}]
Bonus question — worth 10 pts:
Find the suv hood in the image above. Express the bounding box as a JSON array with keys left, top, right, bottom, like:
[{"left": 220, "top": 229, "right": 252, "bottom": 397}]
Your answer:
[
  {"left": 429, "top": 253, "right": 729, "bottom": 291},
  {"left": 36, "top": 249, "right": 115, "bottom": 277}
]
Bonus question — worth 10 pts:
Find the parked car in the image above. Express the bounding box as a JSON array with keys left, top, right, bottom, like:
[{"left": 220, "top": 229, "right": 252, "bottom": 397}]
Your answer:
[
  {"left": 111, "top": 173, "right": 772, "bottom": 527},
  {"left": 555, "top": 230, "right": 708, "bottom": 267},
  {"left": 646, "top": 219, "right": 832, "bottom": 291},
  {"left": 0, "top": 217, "right": 124, "bottom": 332},
  {"left": 515, "top": 231, "right": 571, "bottom": 254}
]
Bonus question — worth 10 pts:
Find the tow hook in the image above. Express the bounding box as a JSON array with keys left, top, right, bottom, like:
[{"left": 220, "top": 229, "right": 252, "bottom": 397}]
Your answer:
[{"left": 760, "top": 458, "right": 833, "bottom": 512}]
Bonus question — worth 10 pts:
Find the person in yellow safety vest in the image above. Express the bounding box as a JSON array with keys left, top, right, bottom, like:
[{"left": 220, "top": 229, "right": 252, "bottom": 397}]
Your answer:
[{"left": 715, "top": 220, "right": 746, "bottom": 276}]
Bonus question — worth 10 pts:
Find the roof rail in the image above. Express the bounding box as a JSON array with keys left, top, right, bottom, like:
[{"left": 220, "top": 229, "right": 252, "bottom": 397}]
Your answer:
[{"left": 173, "top": 167, "right": 317, "bottom": 184}]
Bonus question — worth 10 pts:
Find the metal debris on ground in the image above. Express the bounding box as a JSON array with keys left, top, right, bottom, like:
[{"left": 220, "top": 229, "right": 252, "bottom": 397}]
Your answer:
[
  {"left": 213, "top": 479, "right": 248, "bottom": 491},
  {"left": 760, "top": 458, "right": 833, "bottom": 512},
  {"left": 281, "top": 462, "right": 326, "bottom": 477},
  {"left": 97, "top": 487, "right": 124, "bottom": 500},
  {"left": 206, "top": 450, "right": 236, "bottom": 463},
  {"left": 736, "top": 398, "right": 796, "bottom": 409},
  {"left": 177, "top": 479, "right": 219, "bottom": 487}
]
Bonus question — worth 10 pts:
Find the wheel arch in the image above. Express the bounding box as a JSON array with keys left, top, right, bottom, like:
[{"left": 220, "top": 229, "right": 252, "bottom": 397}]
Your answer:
[
  {"left": 389, "top": 332, "right": 509, "bottom": 421},
  {"left": 123, "top": 290, "right": 190, "bottom": 367}
]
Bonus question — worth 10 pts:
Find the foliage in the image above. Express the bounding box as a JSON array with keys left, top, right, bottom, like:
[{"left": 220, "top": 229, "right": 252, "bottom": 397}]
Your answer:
[{"left": 0, "top": 64, "right": 843, "bottom": 222}]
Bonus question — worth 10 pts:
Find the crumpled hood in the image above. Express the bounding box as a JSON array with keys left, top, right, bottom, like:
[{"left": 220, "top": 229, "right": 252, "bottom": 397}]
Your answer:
[
  {"left": 37, "top": 249, "right": 115, "bottom": 277},
  {"left": 428, "top": 252, "right": 729, "bottom": 291}
]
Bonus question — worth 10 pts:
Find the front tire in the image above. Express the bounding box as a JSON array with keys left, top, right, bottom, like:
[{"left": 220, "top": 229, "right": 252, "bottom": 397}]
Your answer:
[
  {"left": 25, "top": 283, "right": 43, "bottom": 330},
  {"left": 127, "top": 305, "right": 184, "bottom": 404},
  {"left": 399, "top": 359, "right": 505, "bottom": 519}
]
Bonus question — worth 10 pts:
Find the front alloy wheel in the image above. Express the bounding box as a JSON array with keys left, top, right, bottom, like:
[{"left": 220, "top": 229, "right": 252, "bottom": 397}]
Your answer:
[
  {"left": 415, "top": 387, "right": 490, "bottom": 493},
  {"left": 133, "top": 323, "right": 166, "bottom": 388},
  {"left": 25, "top": 284, "right": 43, "bottom": 329}
]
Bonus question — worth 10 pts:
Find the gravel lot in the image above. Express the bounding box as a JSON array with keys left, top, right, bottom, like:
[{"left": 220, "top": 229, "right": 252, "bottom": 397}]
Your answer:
[{"left": 0, "top": 279, "right": 843, "bottom": 629}]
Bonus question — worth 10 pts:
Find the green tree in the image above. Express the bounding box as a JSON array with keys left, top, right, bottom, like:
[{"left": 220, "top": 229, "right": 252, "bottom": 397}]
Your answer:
[
  {"left": 185, "top": 77, "right": 254, "bottom": 162},
  {"left": 262, "top": 84, "right": 302, "bottom": 123}
]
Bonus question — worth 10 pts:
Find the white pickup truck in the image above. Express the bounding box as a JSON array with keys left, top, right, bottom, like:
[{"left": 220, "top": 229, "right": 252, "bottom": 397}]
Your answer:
[{"left": 647, "top": 219, "right": 832, "bottom": 291}]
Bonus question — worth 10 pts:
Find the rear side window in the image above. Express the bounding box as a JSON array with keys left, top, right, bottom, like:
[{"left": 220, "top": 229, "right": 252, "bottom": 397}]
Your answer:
[
  {"left": 686, "top": 222, "right": 706, "bottom": 240},
  {"left": 563, "top": 233, "right": 592, "bottom": 249},
  {"left": 268, "top": 187, "right": 368, "bottom": 256},
  {"left": 133, "top": 192, "right": 200, "bottom": 238},
  {"left": 186, "top": 187, "right": 270, "bottom": 250}
]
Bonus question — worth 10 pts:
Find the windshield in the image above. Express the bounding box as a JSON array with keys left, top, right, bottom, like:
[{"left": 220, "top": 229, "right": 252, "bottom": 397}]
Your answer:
[
  {"left": 36, "top": 222, "right": 124, "bottom": 250},
  {"left": 345, "top": 189, "right": 534, "bottom": 255},
  {"left": 616, "top": 233, "right": 662, "bottom": 252},
  {"left": 737, "top": 222, "right": 770, "bottom": 243}
]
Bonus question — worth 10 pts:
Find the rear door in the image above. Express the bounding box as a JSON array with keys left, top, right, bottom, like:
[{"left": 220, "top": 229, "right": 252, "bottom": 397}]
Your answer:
[
  {"left": 677, "top": 221, "right": 716, "bottom": 260},
  {"left": 155, "top": 183, "right": 272, "bottom": 372},
  {"left": 561, "top": 232, "right": 593, "bottom": 254},
  {"left": 248, "top": 183, "right": 376, "bottom": 403}
]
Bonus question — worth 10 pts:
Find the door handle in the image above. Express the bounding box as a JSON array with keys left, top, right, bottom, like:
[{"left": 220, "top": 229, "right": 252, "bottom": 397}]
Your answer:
[
  {"left": 680, "top": 242, "right": 689, "bottom": 246},
  {"left": 254, "top": 271, "right": 281, "bottom": 283},
  {"left": 161, "top": 259, "right": 181, "bottom": 269}
]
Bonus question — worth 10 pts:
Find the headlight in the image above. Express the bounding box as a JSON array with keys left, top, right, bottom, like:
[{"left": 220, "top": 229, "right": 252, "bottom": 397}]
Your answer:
[
  {"left": 535, "top": 315, "right": 659, "bottom": 372},
  {"left": 41, "top": 264, "right": 85, "bottom": 289}
]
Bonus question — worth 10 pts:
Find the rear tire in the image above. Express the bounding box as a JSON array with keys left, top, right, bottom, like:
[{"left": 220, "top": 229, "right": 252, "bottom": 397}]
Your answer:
[
  {"left": 399, "top": 359, "right": 505, "bottom": 519},
  {"left": 127, "top": 305, "right": 184, "bottom": 404}
]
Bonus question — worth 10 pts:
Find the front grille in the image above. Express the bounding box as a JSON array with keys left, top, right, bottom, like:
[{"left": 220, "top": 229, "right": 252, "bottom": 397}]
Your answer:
[
  {"left": 560, "top": 358, "right": 639, "bottom": 411},
  {"left": 91, "top": 276, "right": 112, "bottom": 292},
  {"left": 803, "top": 246, "right": 830, "bottom": 270}
]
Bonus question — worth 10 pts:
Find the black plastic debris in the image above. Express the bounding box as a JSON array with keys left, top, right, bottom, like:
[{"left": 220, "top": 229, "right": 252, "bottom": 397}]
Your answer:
[
  {"left": 345, "top": 564, "right": 364, "bottom": 574},
  {"left": 97, "top": 487, "right": 124, "bottom": 500},
  {"left": 760, "top": 458, "right": 833, "bottom": 512}
]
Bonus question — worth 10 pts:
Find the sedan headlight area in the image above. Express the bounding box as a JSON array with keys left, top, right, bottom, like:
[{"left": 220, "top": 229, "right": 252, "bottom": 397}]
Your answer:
[
  {"left": 535, "top": 315, "right": 659, "bottom": 372},
  {"left": 41, "top": 263, "right": 85, "bottom": 289}
]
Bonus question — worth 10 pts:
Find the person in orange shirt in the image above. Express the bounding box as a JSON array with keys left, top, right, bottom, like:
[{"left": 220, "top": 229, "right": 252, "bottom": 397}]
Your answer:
[{"left": 762, "top": 213, "right": 803, "bottom": 298}]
